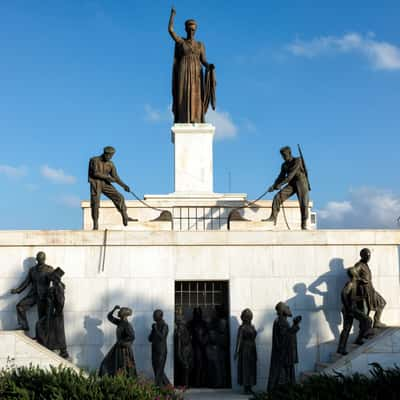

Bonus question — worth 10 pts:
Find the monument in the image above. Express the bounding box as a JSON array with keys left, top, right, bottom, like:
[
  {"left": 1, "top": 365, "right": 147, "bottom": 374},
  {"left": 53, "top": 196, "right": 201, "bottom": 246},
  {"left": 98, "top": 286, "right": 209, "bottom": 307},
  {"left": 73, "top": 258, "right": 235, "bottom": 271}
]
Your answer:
[{"left": 1, "top": 6, "right": 400, "bottom": 397}]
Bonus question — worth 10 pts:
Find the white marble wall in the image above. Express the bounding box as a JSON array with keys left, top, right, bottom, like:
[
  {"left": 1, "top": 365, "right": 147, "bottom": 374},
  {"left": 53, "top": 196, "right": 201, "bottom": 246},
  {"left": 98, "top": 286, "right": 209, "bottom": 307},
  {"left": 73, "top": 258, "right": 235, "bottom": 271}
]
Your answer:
[{"left": 0, "top": 230, "right": 399, "bottom": 389}]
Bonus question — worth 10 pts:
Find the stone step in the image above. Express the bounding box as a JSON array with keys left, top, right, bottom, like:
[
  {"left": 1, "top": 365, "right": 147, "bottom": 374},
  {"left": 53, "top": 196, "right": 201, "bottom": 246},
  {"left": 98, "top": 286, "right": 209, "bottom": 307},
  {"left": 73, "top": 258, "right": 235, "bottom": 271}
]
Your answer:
[
  {"left": 330, "top": 352, "right": 343, "bottom": 363},
  {"left": 315, "top": 361, "right": 331, "bottom": 372},
  {"left": 0, "top": 330, "right": 84, "bottom": 374},
  {"left": 300, "top": 371, "right": 319, "bottom": 381}
]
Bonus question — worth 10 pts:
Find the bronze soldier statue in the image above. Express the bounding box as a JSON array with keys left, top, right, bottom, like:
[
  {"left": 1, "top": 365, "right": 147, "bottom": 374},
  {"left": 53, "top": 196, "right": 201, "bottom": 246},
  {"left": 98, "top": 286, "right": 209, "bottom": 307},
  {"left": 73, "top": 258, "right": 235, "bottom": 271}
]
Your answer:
[
  {"left": 354, "top": 248, "right": 386, "bottom": 328},
  {"left": 267, "top": 302, "right": 301, "bottom": 392},
  {"left": 168, "top": 7, "right": 216, "bottom": 123},
  {"left": 88, "top": 146, "right": 136, "bottom": 230},
  {"left": 148, "top": 309, "right": 171, "bottom": 387},
  {"left": 337, "top": 267, "right": 373, "bottom": 355},
  {"left": 265, "top": 146, "right": 310, "bottom": 230},
  {"left": 10, "top": 251, "right": 54, "bottom": 331}
]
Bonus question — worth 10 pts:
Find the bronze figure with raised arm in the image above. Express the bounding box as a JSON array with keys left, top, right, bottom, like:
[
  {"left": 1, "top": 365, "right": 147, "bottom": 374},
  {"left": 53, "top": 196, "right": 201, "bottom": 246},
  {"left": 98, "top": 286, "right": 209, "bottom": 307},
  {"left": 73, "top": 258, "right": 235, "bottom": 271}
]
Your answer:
[{"left": 168, "top": 7, "right": 216, "bottom": 124}]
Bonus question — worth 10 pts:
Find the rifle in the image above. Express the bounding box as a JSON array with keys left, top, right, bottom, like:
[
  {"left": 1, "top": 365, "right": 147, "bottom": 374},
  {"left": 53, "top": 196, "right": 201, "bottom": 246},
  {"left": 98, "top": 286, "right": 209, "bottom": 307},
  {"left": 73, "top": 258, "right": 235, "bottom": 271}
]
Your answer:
[{"left": 297, "top": 144, "right": 311, "bottom": 191}]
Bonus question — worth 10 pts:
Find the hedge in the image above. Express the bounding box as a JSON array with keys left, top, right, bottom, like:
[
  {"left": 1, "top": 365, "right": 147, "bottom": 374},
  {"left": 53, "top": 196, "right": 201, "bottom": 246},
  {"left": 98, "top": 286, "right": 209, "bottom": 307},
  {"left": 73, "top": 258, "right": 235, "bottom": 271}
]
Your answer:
[{"left": 0, "top": 366, "right": 183, "bottom": 400}]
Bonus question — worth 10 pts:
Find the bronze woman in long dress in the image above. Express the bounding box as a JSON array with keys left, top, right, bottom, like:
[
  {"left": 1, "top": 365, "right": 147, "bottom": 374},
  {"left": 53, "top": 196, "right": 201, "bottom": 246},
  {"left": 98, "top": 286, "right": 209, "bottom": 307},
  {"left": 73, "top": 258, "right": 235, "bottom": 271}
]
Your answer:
[
  {"left": 235, "top": 308, "right": 257, "bottom": 395},
  {"left": 99, "top": 305, "right": 137, "bottom": 377},
  {"left": 168, "top": 7, "right": 216, "bottom": 123}
]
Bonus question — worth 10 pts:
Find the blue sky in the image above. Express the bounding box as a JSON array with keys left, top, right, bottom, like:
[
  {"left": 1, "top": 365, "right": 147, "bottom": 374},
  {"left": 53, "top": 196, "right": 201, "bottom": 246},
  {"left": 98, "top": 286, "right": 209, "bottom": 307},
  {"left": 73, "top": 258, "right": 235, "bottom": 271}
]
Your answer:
[{"left": 1, "top": 0, "right": 400, "bottom": 229}]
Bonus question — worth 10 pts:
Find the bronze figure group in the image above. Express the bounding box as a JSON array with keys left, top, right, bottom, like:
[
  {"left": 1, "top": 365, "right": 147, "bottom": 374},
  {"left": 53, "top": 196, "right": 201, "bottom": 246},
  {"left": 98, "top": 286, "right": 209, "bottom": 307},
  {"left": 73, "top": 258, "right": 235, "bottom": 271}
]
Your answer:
[
  {"left": 337, "top": 248, "right": 386, "bottom": 355},
  {"left": 175, "top": 306, "right": 230, "bottom": 389},
  {"left": 10, "top": 252, "right": 69, "bottom": 359}
]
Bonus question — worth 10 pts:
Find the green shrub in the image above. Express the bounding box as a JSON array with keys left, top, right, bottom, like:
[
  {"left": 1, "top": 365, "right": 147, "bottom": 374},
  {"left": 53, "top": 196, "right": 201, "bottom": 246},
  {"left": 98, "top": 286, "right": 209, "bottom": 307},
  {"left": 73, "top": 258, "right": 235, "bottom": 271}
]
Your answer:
[
  {"left": 0, "top": 366, "right": 183, "bottom": 400},
  {"left": 252, "top": 364, "right": 400, "bottom": 400}
]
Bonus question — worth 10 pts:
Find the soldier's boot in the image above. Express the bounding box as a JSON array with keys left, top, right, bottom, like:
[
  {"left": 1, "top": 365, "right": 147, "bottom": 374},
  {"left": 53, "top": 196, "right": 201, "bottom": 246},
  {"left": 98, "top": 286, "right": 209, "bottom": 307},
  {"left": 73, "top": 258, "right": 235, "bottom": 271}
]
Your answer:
[
  {"left": 337, "top": 334, "right": 349, "bottom": 355},
  {"left": 373, "top": 309, "right": 387, "bottom": 328},
  {"left": 122, "top": 211, "right": 137, "bottom": 226},
  {"left": 60, "top": 348, "right": 69, "bottom": 359},
  {"left": 262, "top": 214, "right": 277, "bottom": 225}
]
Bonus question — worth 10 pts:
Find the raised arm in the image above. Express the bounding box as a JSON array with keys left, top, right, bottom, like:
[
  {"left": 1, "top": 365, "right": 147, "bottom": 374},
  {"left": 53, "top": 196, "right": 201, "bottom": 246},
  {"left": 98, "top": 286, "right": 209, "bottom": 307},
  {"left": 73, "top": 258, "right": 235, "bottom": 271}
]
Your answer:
[
  {"left": 107, "top": 306, "right": 120, "bottom": 326},
  {"left": 168, "top": 7, "right": 181, "bottom": 43}
]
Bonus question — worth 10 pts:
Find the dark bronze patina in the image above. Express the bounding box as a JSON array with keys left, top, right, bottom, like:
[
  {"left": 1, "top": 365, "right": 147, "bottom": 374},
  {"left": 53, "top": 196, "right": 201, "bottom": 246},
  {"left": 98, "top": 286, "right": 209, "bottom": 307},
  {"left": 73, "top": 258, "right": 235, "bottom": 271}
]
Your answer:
[
  {"left": 354, "top": 248, "right": 386, "bottom": 328},
  {"left": 265, "top": 146, "right": 310, "bottom": 230},
  {"left": 267, "top": 302, "right": 301, "bottom": 392},
  {"left": 88, "top": 146, "right": 136, "bottom": 230},
  {"left": 99, "top": 305, "right": 137, "bottom": 377},
  {"left": 235, "top": 308, "right": 257, "bottom": 395},
  {"left": 148, "top": 309, "right": 171, "bottom": 387},
  {"left": 36, "top": 267, "right": 69, "bottom": 358},
  {"left": 206, "top": 305, "right": 230, "bottom": 388},
  {"left": 187, "top": 307, "right": 208, "bottom": 387},
  {"left": 174, "top": 310, "right": 193, "bottom": 387},
  {"left": 10, "top": 252, "right": 54, "bottom": 331},
  {"left": 337, "top": 267, "right": 373, "bottom": 355},
  {"left": 168, "top": 7, "right": 216, "bottom": 123}
]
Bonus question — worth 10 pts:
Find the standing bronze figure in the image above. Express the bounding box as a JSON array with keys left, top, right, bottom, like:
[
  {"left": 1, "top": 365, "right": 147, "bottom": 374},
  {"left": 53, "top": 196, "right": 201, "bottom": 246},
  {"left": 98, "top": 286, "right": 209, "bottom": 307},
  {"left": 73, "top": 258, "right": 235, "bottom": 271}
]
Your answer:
[
  {"left": 235, "top": 308, "right": 257, "bottom": 395},
  {"left": 99, "top": 305, "right": 137, "bottom": 377},
  {"left": 206, "top": 305, "right": 230, "bottom": 388},
  {"left": 174, "top": 311, "right": 193, "bottom": 387},
  {"left": 88, "top": 146, "right": 136, "bottom": 230},
  {"left": 267, "top": 302, "right": 301, "bottom": 392},
  {"left": 168, "top": 7, "right": 216, "bottom": 123},
  {"left": 10, "top": 251, "right": 53, "bottom": 331},
  {"left": 187, "top": 307, "right": 208, "bottom": 387},
  {"left": 354, "top": 248, "right": 386, "bottom": 328},
  {"left": 148, "top": 309, "right": 171, "bottom": 387},
  {"left": 36, "top": 267, "right": 69, "bottom": 359},
  {"left": 265, "top": 146, "right": 310, "bottom": 230},
  {"left": 337, "top": 267, "right": 373, "bottom": 355}
]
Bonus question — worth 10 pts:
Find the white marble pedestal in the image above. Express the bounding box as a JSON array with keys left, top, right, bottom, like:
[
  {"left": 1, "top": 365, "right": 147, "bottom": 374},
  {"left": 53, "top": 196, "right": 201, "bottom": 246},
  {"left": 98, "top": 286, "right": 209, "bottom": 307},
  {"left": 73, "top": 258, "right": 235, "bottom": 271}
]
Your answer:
[{"left": 171, "top": 123, "right": 215, "bottom": 194}]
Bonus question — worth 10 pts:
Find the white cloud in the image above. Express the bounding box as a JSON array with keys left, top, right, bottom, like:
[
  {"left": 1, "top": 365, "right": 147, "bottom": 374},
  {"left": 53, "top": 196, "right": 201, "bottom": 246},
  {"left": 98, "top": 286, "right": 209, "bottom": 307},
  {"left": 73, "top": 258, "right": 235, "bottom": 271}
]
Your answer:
[
  {"left": 144, "top": 104, "right": 172, "bottom": 122},
  {"left": 318, "top": 187, "right": 400, "bottom": 228},
  {"left": 144, "top": 103, "right": 239, "bottom": 140},
  {"left": 206, "top": 109, "right": 238, "bottom": 140},
  {"left": 40, "top": 165, "right": 76, "bottom": 184},
  {"left": 318, "top": 201, "right": 353, "bottom": 222},
  {"left": 57, "top": 194, "right": 81, "bottom": 208},
  {"left": 0, "top": 164, "right": 27, "bottom": 179},
  {"left": 287, "top": 32, "right": 400, "bottom": 70}
]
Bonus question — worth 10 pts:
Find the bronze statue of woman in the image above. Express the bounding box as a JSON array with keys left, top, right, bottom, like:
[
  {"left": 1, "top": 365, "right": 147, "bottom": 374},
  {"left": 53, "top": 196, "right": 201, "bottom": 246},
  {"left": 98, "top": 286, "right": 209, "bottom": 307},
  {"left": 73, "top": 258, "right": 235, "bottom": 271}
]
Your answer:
[{"left": 168, "top": 7, "right": 216, "bottom": 124}]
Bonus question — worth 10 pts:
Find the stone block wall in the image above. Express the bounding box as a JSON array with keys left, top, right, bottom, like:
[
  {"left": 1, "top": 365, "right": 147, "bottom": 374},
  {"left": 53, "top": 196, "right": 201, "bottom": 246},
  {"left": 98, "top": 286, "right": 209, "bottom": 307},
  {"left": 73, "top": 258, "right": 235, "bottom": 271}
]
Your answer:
[{"left": 0, "top": 230, "right": 399, "bottom": 390}]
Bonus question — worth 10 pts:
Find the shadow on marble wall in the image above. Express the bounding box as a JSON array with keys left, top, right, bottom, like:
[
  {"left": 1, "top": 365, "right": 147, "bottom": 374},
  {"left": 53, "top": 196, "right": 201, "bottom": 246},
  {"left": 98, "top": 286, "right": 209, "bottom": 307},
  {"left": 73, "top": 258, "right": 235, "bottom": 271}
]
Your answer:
[
  {"left": 308, "top": 258, "right": 347, "bottom": 339},
  {"left": 76, "top": 316, "right": 105, "bottom": 369},
  {"left": 287, "top": 282, "right": 321, "bottom": 344}
]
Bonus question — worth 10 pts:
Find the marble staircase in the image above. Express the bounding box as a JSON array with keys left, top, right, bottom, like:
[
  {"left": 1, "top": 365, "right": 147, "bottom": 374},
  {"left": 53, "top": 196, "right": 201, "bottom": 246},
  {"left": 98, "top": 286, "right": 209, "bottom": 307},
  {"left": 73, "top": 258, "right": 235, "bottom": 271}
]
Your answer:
[
  {"left": 302, "top": 327, "right": 400, "bottom": 379},
  {"left": 0, "top": 330, "right": 83, "bottom": 373}
]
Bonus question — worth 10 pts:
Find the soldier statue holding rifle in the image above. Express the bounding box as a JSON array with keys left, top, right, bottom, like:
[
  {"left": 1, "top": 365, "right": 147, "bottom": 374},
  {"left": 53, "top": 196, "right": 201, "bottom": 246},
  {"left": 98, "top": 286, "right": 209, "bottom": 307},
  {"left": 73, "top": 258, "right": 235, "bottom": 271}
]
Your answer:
[{"left": 265, "top": 145, "right": 311, "bottom": 230}]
